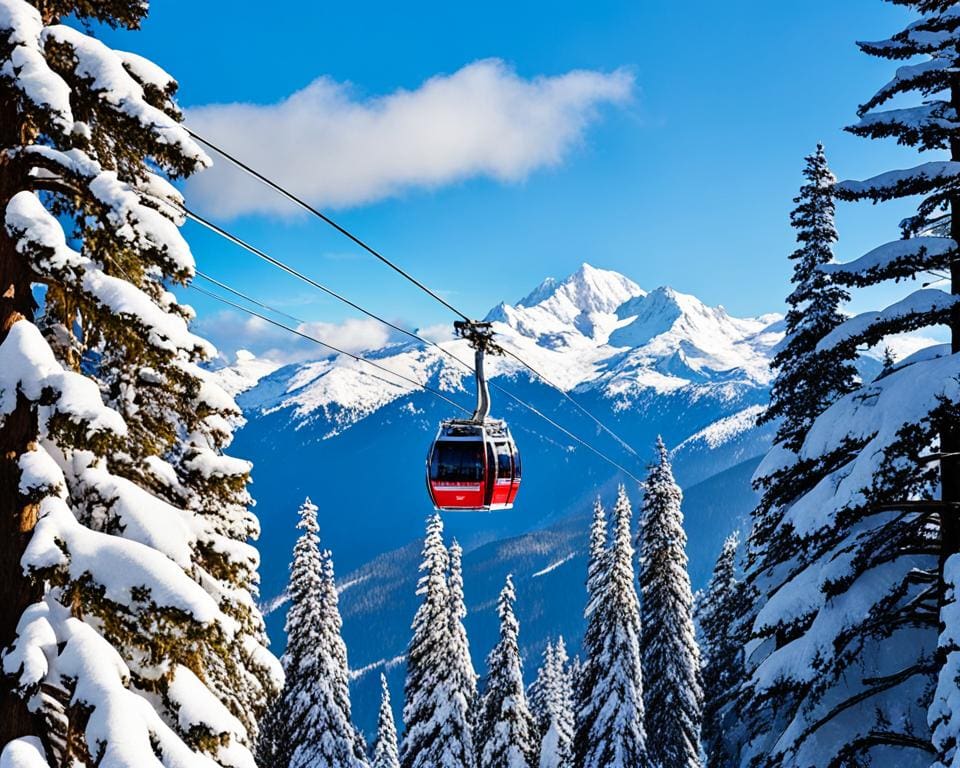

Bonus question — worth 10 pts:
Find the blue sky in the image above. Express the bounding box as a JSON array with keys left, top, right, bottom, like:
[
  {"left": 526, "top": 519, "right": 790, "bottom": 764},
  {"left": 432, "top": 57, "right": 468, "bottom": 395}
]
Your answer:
[{"left": 102, "top": 0, "right": 924, "bottom": 362}]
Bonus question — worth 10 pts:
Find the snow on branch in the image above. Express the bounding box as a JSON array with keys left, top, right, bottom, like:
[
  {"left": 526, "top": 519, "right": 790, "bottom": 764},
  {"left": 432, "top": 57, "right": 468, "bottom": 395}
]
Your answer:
[
  {"left": 819, "top": 237, "right": 957, "bottom": 286},
  {"left": 116, "top": 50, "right": 178, "bottom": 95},
  {"left": 0, "top": 319, "right": 126, "bottom": 436},
  {"left": 0, "top": 0, "right": 72, "bottom": 133},
  {"left": 858, "top": 10, "right": 960, "bottom": 60},
  {"left": 14, "top": 144, "right": 194, "bottom": 275},
  {"left": 849, "top": 103, "right": 959, "bottom": 150},
  {"left": 167, "top": 665, "right": 257, "bottom": 768},
  {"left": 43, "top": 24, "right": 209, "bottom": 167},
  {"left": 24, "top": 496, "right": 225, "bottom": 623},
  {"left": 5, "top": 192, "right": 211, "bottom": 357},
  {"left": 859, "top": 57, "right": 954, "bottom": 114},
  {"left": 836, "top": 161, "right": 960, "bottom": 203},
  {"left": 787, "top": 349, "right": 959, "bottom": 536},
  {"left": 816, "top": 288, "right": 958, "bottom": 354},
  {"left": 0, "top": 737, "right": 50, "bottom": 768}
]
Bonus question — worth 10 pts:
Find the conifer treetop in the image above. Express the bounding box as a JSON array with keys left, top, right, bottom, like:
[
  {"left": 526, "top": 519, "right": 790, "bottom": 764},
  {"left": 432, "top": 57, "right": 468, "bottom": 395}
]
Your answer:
[{"left": 372, "top": 674, "right": 401, "bottom": 768}]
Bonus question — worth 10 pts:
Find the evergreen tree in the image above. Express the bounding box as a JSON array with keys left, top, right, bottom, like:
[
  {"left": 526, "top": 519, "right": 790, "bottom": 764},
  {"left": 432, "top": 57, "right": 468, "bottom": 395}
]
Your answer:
[
  {"left": 401, "top": 515, "right": 472, "bottom": 768},
  {"left": 695, "top": 533, "right": 745, "bottom": 768},
  {"left": 0, "top": 1, "right": 278, "bottom": 762},
  {"left": 447, "top": 540, "right": 478, "bottom": 766},
  {"left": 575, "top": 496, "right": 608, "bottom": 745},
  {"left": 534, "top": 638, "right": 574, "bottom": 768},
  {"left": 759, "top": 144, "right": 857, "bottom": 452},
  {"left": 528, "top": 639, "right": 555, "bottom": 736},
  {"left": 259, "top": 499, "right": 366, "bottom": 768},
  {"left": 575, "top": 488, "right": 648, "bottom": 768},
  {"left": 639, "top": 441, "right": 703, "bottom": 768},
  {"left": 740, "top": 6, "right": 960, "bottom": 765},
  {"left": 372, "top": 674, "right": 401, "bottom": 768},
  {"left": 477, "top": 575, "right": 538, "bottom": 768}
]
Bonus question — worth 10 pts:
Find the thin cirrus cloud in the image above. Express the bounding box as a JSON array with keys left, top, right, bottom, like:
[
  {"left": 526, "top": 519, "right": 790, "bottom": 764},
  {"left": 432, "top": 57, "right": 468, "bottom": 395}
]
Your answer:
[{"left": 185, "top": 59, "right": 635, "bottom": 218}]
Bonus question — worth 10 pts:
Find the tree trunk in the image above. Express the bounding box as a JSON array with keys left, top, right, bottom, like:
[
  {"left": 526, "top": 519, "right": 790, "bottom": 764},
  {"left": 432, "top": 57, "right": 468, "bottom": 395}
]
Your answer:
[{"left": 0, "top": 109, "right": 42, "bottom": 749}]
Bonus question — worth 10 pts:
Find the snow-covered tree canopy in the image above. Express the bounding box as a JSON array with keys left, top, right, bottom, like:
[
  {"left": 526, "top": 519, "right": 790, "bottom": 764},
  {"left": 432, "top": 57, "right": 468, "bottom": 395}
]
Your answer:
[
  {"left": 477, "top": 575, "right": 537, "bottom": 768},
  {"left": 740, "top": 3, "right": 960, "bottom": 766},
  {"left": 529, "top": 638, "right": 574, "bottom": 768},
  {"left": 372, "top": 674, "right": 401, "bottom": 768},
  {"left": 400, "top": 515, "right": 474, "bottom": 768},
  {"left": 265, "top": 499, "right": 366, "bottom": 768},
  {"left": 760, "top": 144, "right": 856, "bottom": 455},
  {"left": 696, "top": 532, "right": 746, "bottom": 768},
  {"left": 576, "top": 487, "right": 648, "bottom": 768},
  {"left": 639, "top": 441, "right": 702, "bottom": 768},
  {"left": 0, "top": 1, "right": 280, "bottom": 764}
]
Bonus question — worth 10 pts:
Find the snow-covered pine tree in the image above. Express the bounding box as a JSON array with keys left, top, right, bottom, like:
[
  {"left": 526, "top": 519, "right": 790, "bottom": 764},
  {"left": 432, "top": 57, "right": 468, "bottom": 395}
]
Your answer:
[
  {"left": 536, "top": 638, "right": 574, "bottom": 768},
  {"left": 574, "top": 496, "right": 608, "bottom": 753},
  {"left": 758, "top": 144, "right": 857, "bottom": 454},
  {"left": 639, "top": 443, "right": 702, "bottom": 768},
  {"left": 477, "top": 575, "right": 538, "bottom": 768},
  {"left": 447, "top": 539, "right": 478, "bottom": 766},
  {"left": 745, "top": 148, "right": 859, "bottom": 652},
  {"left": 372, "top": 674, "right": 401, "bottom": 768},
  {"left": 696, "top": 533, "right": 745, "bottom": 768},
  {"left": 568, "top": 654, "right": 583, "bottom": 712},
  {"left": 260, "top": 499, "right": 366, "bottom": 768},
  {"left": 0, "top": 1, "right": 278, "bottom": 763},
  {"left": 529, "top": 640, "right": 555, "bottom": 737},
  {"left": 739, "top": 6, "right": 960, "bottom": 765},
  {"left": 401, "top": 515, "right": 473, "bottom": 768},
  {"left": 575, "top": 489, "right": 648, "bottom": 768}
]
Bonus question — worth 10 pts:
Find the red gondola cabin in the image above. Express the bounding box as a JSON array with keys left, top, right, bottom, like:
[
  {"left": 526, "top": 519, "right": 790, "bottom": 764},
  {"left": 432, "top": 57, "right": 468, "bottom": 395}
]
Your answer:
[{"left": 426, "top": 419, "right": 521, "bottom": 511}]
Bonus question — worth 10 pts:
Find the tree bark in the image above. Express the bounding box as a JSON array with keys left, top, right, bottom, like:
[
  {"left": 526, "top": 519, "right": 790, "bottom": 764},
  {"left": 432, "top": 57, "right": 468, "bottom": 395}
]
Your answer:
[
  {"left": 0, "top": 102, "right": 43, "bottom": 749},
  {"left": 943, "top": 74, "right": 960, "bottom": 617}
]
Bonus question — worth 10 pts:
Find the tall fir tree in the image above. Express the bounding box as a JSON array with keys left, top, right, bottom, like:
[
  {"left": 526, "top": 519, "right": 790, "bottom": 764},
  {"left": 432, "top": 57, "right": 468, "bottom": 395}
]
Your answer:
[
  {"left": 575, "top": 488, "right": 648, "bottom": 768},
  {"left": 528, "top": 639, "right": 555, "bottom": 737},
  {"left": 372, "top": 674, "right": 401, "bottom": 768},
  {"left": 530, "top": 638, "right": 574, "bottom": 768},
  {"left": 401, "top": 515, "right": 473, "bottom": 768},
  {"left": 739, "top": 5, "right": 960, "bottom": 765},
  {"left": 0, "top": 1, "right": 279, "bottom": 763},
  {"left": 747, "top": 146, "right": 859, "bottom": 624},
  {"left": 695, "top": 533, "right": 746, "bottom": 768},
  {"left": 575, "top": 496, "right": 608, "bottom": 747},
  {"left": 477, "top": 575, "right": 538, "bottom": 768},
  {"left": 447, "top": 540, "right": 478, "bottom": 767},
  {"left": 639, "top": 440, "right": 703, "bottom": 768},
  {"left": 257, "top": 499, "right": 366, "bottom": 768},
  {"left": 759, "top": 144, "right": 857, "bottom": 453}
]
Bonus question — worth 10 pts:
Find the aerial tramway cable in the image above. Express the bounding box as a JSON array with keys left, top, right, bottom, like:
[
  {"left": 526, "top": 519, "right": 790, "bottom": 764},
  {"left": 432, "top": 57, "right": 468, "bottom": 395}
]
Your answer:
[
  {"left": 184, "top": 129, "right": 470, "bottom": 322},
  {"left": 187, "top": 272, "right": 644, "bottom": 485},
  {"left": 187, "top": 283, "right": 473, "bottom": 416},
  {"left": 182, "top": 130, "right": 645, "bottom": 467}
]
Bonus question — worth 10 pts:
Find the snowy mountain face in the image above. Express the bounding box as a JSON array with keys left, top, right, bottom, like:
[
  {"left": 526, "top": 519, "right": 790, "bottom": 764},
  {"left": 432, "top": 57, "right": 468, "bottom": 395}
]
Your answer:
[
  {"left": 236, "top": 263, "right": 782, "bottom": 432},
  {"left": 226, "top": 263, "right": 783, "bottom": 736}
]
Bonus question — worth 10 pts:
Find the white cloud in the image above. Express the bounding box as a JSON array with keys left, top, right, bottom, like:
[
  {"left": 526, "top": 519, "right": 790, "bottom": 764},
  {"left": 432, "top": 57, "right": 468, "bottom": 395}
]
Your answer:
[
  {"left": 196, "top": 310, "right": 393, "bottom": 365},
  {"left": 297, "top": 318, "right": 392, "bottom": 354},
  {"left": 185, "top": 59, "right": 634, "bottom": 217},
  {"left": 416, "top": 323, "right": 456, "bottom": 343}
]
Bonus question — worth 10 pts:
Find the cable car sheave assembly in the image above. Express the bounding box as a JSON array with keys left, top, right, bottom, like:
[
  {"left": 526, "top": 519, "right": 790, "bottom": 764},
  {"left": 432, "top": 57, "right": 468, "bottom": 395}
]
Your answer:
[{"left": 426, "top": 321, "right": 522, "bottom": 512}]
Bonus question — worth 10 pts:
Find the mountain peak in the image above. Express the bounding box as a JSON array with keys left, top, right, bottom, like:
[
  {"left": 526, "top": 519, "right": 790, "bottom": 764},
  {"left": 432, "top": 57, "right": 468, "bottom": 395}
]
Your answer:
[
  {"left": 491, "top": 264, "right": 645, "bottom": 344},
  {"left": 518, "top": 276, "right": 559, "bottom": 308},
  {"left": 517, "top": 263, "right": 644, "bottom": 315}
]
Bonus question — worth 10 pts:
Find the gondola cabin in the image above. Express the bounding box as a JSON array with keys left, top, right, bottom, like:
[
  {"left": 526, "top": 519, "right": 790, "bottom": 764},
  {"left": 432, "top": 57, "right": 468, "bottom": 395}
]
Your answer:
[{"left": 427, "top": 419, "right": 521, "bottom": 511}]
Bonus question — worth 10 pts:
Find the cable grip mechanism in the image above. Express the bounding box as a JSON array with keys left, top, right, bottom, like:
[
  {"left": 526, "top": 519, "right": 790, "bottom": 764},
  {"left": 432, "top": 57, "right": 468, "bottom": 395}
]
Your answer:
[{"left": 454, "top": 321, "right": 503, "bottom": 423}]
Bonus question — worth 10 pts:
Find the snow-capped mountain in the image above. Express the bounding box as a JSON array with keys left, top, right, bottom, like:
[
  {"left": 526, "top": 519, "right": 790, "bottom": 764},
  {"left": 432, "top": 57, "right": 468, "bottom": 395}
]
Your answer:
[
  {"left": 227, "top": 263, "right": 783, "bottom": 737},
  {"left": 235, "top": 263, "right": 782, "bottom": 431}
]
